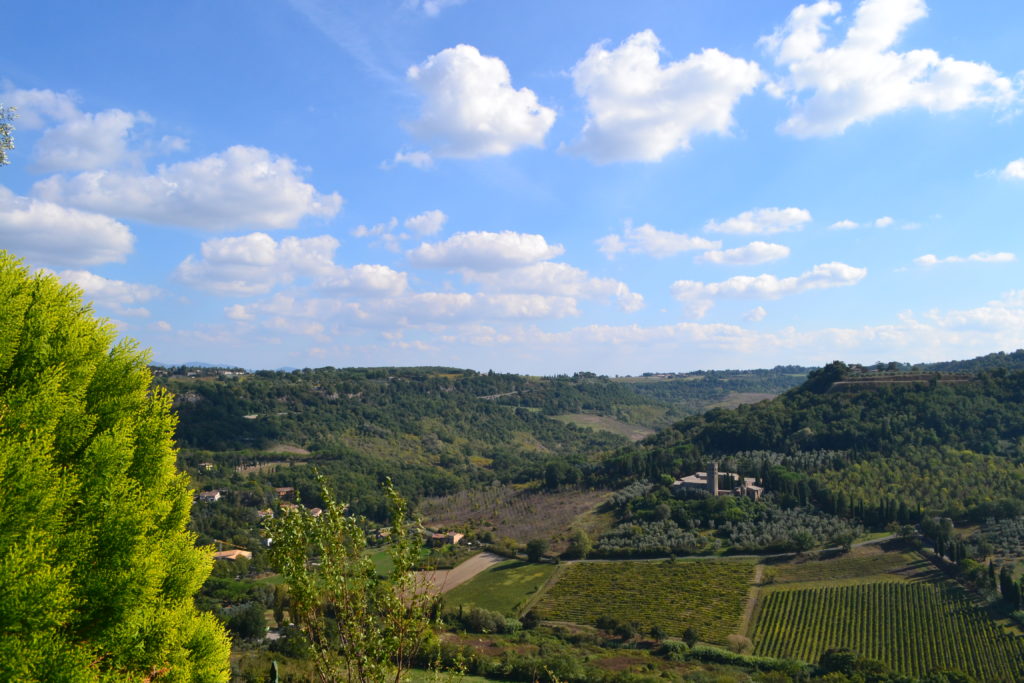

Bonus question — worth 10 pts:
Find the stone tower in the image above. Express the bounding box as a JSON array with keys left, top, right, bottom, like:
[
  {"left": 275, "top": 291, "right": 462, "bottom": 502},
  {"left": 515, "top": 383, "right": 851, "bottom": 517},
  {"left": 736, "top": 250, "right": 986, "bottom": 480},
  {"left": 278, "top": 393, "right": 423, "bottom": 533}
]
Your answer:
[{"left": 708, "top": 461, "right": 719, "bottom": 497}]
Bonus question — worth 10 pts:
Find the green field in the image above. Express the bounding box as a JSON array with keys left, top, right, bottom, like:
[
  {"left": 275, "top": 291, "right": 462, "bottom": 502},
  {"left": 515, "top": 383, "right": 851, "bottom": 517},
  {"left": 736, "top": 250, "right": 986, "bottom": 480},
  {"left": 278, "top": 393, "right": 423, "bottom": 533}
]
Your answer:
[
  {"left": 753, "top": 581, "right": 1024, "bottom": 680},
  {"left": 443, "top": 560, "right": 557, "bottom": 615},
  {"left": 770, "top": 546, "right": 930, "bottom": 585},
  {"left": 535, "top": 559, "right": 754, "bottom": 644}
]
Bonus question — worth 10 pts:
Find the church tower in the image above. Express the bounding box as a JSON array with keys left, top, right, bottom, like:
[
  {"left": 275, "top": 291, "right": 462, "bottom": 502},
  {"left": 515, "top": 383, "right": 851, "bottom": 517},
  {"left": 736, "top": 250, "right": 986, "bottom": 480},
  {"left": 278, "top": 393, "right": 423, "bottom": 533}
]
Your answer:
[{"left": 708, "top": 461, "right": 719, "bottom": 496}]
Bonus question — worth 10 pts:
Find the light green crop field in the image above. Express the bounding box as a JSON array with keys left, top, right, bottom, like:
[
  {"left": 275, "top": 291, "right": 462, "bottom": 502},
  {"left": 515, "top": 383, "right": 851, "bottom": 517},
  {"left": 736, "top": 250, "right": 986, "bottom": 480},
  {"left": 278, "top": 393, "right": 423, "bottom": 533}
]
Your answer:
[
  {"left": 535, "top": 559, "right": 754, "bottom": 644},
  {"left": 443, "top": 560, "right": 557, "bottom": 615},
  {"left": 753, "top": 581, "right": 1024, "bottom": 680},
  {"left": 770, "top": 546, "right": 931, "bottom": 586}
]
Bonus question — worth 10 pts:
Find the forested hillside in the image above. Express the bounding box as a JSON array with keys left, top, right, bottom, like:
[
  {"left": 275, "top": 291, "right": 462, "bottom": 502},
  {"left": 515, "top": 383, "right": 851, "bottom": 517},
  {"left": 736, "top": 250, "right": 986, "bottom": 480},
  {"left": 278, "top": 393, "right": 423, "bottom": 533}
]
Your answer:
[{"left": 601, "top": 361, "right": 1024, "bottom": 525}]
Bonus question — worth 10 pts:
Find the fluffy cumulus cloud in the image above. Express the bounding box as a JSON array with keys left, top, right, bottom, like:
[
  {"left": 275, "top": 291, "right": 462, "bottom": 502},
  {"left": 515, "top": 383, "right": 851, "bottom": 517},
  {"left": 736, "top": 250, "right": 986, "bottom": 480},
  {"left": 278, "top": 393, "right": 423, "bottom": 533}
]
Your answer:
[
  {"left": 57, "top": 270, "right": 160, "bottom": 316},
  {"left": 404, "top": 45, "right": 556, "bottom": 159},
  {"left": 463, "top": 262, "right": 644, "bottom": 312},
  {"left": 1000, "top": 159, "right": 1024, "bottom": 180},
  {"left": 34, "top": 145, "right": 342, "bottom": 231},
  {"left": 704, "top": 207, "right": 811, "bottom": 235},
  {"left": 568, "top": 30, "right": 762, "bottom": 163},
  {"left": 407, "top": 230, "right": 563, "bottom": 270},
  {"left": 597, "top": 222, "right": 719, "bottom": 259},
  {"left": 404, "top": 209, "right": 447, "bottom": 235},
  {"left": 4, "top": 87, "right": 148, "bottom": 171},
  {"left": 697, "top": 241, "right": 791, "bottom": 265},
  {"left": 0, "top": 186, "right": 134, "bottom": 266},
  {"left": 761, "top": 0, "right": 1016, "bottom": 137},
  {"left": 177, "top": 232, "right": 405, "bottom": 297},
  {"left": 318, "top": 263, "right": 409, "bottom": 296},
  {"left": 914, "top": 252, "right": 1015, "bottom": 266},
  {"left": 671, "top": 261, "right": 867, "bottom": 316}
]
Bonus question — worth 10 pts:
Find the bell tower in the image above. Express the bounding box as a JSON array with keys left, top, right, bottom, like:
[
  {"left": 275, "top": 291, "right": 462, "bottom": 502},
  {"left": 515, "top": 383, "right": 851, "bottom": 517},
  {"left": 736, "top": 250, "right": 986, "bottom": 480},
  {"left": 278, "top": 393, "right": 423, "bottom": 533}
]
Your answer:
[{"left": 708, "top": 461, "right": 719, "bottom": 496}]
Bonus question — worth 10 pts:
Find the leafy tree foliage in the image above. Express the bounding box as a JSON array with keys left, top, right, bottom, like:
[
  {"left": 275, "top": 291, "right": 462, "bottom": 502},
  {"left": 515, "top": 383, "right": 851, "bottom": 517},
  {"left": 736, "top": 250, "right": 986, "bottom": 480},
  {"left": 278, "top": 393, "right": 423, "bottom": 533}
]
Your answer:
[
  {"left": 0, "top": 104, "right": 14, "bottom": 165},
  {"left": 266, "top": 477, "right": 437, "bottom": 682},
  {"left": 0, "top": 253, "right": 230, "bottom": 680},
  {"left": 525, "top": 538, "right": 548, "bottom": 563}
]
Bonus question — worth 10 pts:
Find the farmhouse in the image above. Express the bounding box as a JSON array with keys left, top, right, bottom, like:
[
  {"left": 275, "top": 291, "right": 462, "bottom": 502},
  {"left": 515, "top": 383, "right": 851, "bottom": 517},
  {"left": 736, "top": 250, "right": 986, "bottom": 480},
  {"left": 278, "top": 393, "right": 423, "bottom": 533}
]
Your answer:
[
  {"left": 197, "top": 489, "right": 222, "bottom": 503},
  {"left": 672, "top": 462, "right": 763, "bottom": 501},
  {"left": 212, "top": 549, "right": 252, "bottom": 561},
  {"left": 428, "top": 531, "right": 464, "bottom": 547}
]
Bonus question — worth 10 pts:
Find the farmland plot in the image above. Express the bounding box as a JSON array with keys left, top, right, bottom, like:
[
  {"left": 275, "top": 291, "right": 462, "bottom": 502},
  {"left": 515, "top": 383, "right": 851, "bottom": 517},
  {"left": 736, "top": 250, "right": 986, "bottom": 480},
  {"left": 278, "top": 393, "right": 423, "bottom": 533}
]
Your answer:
[
  {"left": 535, "top": 560, "right": 754, "bottom": 644},
  {"left": 753, "top": 582, "right": 1024, "bottom": 680}
]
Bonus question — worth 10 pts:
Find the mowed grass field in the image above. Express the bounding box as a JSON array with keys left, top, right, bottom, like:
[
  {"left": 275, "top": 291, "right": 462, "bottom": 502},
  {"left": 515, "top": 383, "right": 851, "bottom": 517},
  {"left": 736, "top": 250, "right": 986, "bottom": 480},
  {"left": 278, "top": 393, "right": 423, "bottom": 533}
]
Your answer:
[
  {"left": 443, "top": 560, "right": 557, "bottom": 615},
  {"left": 535, "top": 559, "right": 754, "bottom": 644},
  {"left": 753, "top": 581, "right": 1024, "bottom": 680}
]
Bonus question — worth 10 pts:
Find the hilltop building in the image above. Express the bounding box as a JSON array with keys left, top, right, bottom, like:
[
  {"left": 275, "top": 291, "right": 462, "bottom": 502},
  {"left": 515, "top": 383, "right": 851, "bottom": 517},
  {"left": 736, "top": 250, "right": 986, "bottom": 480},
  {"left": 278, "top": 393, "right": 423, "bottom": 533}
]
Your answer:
[{"left": 672, "top": 462, "right": 763, "bottom": 501}]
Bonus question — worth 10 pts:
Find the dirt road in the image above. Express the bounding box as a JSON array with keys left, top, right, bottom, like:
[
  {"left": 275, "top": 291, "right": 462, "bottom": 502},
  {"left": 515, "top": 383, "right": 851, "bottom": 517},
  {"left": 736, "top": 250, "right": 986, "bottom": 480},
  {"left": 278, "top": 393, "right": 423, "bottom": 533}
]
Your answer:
[{"left": 417, "top": 552, "right": 506, "bottom": 595}]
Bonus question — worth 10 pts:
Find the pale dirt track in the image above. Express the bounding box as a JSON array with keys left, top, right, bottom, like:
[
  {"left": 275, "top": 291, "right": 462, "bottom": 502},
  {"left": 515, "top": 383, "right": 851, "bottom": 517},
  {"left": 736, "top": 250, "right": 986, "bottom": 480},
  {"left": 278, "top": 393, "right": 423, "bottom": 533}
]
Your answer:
[{"left": 416, "top": 552, "right": 506, "bottom": 595}]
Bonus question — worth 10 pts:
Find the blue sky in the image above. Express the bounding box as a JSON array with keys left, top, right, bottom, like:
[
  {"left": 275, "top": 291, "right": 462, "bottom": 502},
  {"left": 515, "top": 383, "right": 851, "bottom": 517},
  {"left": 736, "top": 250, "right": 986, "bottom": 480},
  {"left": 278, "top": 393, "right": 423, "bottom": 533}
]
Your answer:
[{"left": 3, "top": 0, "right": 1024, "bottom": 374}]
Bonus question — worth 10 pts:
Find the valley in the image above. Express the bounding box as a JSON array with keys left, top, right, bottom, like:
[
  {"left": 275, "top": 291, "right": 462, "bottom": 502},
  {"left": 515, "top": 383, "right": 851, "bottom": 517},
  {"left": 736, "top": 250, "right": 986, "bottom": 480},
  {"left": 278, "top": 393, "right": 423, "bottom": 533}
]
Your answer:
[{"left": 174, "top": 353, "right": 1024, "bottom": 682}]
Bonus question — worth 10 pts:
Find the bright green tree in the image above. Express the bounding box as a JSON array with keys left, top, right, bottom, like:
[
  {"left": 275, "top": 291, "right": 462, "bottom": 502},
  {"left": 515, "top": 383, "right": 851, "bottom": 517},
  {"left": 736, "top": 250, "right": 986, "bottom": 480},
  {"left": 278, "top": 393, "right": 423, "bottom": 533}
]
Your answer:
[
  {"left": 266, "top": 476, "right": 438, "bottom": 683},
  {"left": 0, "top": 252, "right": 230, "bottom": 681}
]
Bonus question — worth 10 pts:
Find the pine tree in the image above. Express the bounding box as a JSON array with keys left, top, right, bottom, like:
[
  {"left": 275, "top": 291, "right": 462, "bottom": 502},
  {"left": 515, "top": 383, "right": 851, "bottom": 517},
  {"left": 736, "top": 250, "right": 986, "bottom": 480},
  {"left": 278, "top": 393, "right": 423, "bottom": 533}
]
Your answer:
[{"left": 0, "top": 253, "right": 230, "bottom": 681}]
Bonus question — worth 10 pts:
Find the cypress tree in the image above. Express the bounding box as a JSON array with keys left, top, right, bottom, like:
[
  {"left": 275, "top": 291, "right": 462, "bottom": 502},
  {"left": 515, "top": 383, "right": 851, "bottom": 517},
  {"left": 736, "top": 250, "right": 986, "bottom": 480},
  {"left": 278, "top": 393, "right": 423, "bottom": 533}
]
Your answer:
[{"left": 0, "top": 253, "right": 230, "bottom": 680}]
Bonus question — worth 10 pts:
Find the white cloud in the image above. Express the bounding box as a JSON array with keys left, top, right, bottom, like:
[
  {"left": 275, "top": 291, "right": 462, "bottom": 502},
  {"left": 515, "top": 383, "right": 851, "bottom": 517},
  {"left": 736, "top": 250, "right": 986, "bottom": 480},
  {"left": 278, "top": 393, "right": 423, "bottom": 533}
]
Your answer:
[
  {"left": 1000, "top": 159, "right": 1024, "bottom": 180},
  {"left": 744, "top": 306, "right": 768, "bottom": 322},
  {"left": 914, "top": 252, "right": 1015, "bottom": 266},
  {"left": 567, "top": 29, "right": 762, "bottom": 163},
  {"left": 407, "top": 230, "right": 564, "bottom": 270},
  {"left": 34, "top": 108, "right": 147, "bottom": 172},
  {"left": 697, "top": 241, "right": 790, "bottom": 265},
  {"left": 405, "top": 44, "right": 555, "bottom": 158},
  {"left": 34, "top": 145, "right": 342, "bottom": 231},
  {"left": 0, "top": 186, "right": 134, "bottom": 267},
  {"left": 463, "top": 261, "right": 644, "bottom": 312},
  {"left": 176, "top": 233, "right": 336, "bottom": 295},
  {"left": 404, "top": 209, "right": 447, "bottom": 236},
  {"left": 177, "top": 232, "right": 408, "bottom": 298},
  {"left": 225, "top": 304, "right": 254, "bottom": 321},
  {"left": 672, "top": 261, "right": 867, "bottom": 316},
  {"left": 3, "top": 87, "right": 150, "bottom": 172},
  {"left": 3, "top": 88, "right": 79, "bottom": 128},
  {"left": 761, "top": 0, "right": 1016, "bottom": 137},
  {"left": 389, "top": 292, "right": 578, "bottom": 322},
  {"left": 391, "top": 150, "right": 434, "bottom": 169},
  {"left": 597, "top": 222, "right": 720, "bottom": 259},
  {"left": 152, "top": 320, "right": 172, "bottom": 332},
  {"left": 353, "top": 217, "right": 400, "bottom": 251},
  {"left": 829, "top": 219, "right": 859, "bottom": 230},
  {"left": 704, "top": 207, "right": 812, "bottom": 235},
  {"left": 318, "top": 263, "right": 409, "bottom": 296},
  {"left": 407, "top": 0, "right": 467, "bottom": 16},
  {"left": 57, "top": 269, "right": 160, "bottom": 316},
  {"left": 874, "top": 216, "right": 894, "bottom": 227}
]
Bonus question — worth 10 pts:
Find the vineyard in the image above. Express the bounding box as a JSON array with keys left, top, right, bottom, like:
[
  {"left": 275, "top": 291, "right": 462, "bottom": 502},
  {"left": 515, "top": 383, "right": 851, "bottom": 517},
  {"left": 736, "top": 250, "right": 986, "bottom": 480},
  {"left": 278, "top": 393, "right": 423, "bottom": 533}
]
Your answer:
[
  {"left": 535, "top": 560, "right": 754, "bottom": 644},
  {"left": 753, "top": 582, "right": 1024, "bottom": 679}
]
